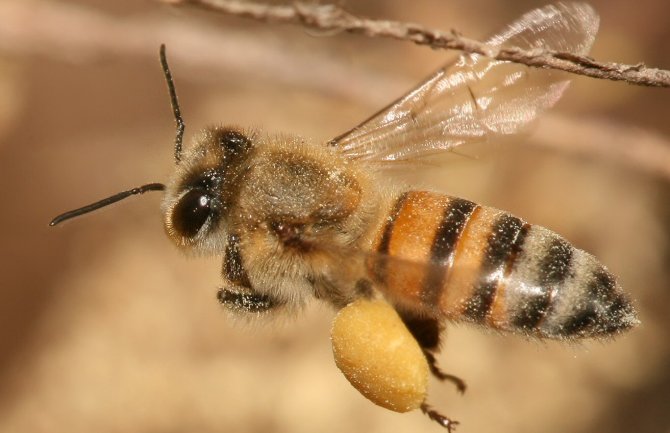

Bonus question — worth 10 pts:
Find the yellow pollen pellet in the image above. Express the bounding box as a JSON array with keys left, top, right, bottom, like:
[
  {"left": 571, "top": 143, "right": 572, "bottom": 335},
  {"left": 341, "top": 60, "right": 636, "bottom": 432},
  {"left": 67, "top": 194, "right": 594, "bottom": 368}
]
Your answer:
[{"left": 331, "top": 299, "right": 429, "bottom": 412}]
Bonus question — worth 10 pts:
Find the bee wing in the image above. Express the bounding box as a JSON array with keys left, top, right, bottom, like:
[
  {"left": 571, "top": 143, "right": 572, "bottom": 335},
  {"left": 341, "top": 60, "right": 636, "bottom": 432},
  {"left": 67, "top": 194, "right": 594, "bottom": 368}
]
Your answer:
[{"left": 329, "top": 3, "right": 599, "bottom": 163}]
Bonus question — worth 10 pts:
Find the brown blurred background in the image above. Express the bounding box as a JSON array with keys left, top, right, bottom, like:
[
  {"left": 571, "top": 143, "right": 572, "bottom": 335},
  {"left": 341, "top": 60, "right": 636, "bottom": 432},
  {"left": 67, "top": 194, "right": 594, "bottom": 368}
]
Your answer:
[{"left": 0, "top": 0, "right": 668, "bottom": 432}]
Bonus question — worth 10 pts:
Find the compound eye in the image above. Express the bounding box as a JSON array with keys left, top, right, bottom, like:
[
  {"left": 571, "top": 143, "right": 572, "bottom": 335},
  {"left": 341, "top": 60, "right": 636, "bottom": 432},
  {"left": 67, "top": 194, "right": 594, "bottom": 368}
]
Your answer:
[{"left": 172, "top": 188, "right": 212, "bottom": 238}]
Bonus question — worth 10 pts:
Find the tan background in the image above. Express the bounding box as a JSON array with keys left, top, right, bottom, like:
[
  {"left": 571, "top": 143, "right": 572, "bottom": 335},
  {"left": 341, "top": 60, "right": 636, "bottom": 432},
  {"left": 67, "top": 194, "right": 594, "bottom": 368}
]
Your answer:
[{"left": 0, "top": 1, "right": 668, "bottom": 432}]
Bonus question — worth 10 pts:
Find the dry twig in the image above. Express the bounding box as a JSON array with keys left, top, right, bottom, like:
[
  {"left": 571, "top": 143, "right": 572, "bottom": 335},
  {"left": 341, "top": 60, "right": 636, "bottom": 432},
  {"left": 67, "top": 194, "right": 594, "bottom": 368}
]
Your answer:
[
  {"left": 1, "top": 0, "right": 668, "bottom": 179},
  {"left": 162, "top": 0, "right": 670, "bottom": 88}
]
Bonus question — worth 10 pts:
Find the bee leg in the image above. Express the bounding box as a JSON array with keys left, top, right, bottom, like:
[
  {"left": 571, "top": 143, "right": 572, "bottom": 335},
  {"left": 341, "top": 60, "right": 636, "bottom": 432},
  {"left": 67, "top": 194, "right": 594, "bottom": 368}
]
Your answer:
[
  {"left": 398, "top": 312, "right": 467, "bottom": 393},
  {"left": 423, "top": 351, "right": 467, "bottom": 394},
  {"left": 219, "top": 233, "right": 284, "bottom": 314},
  {"left": 217, "top": 287, "right": 279, "bottom": 313},
  {"left": 420, "top": 403, "right": 459, "bottom": 432}
]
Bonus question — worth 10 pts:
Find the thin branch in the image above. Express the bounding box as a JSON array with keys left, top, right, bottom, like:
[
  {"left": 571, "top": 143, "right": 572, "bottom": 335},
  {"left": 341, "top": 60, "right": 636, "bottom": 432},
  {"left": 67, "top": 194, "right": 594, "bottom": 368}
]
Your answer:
[
  {"left": 163, "top": 0, "right": 670, "bottom": 88},
  {"left": 1, "top": 0, "right": 668, "bottom": 180}
]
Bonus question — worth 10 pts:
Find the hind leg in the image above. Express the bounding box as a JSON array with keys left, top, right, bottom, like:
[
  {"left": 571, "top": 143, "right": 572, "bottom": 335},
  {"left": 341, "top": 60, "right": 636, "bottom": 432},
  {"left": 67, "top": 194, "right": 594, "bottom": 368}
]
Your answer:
[
  {"left": 399, "top": 312, "right": 467, "bottom": 393},
  {"left": 421, "top": 403, "right": 460, "bottom": 432},
  {"left": 423, "top": 350, "right": 467, "bottom": 393}
]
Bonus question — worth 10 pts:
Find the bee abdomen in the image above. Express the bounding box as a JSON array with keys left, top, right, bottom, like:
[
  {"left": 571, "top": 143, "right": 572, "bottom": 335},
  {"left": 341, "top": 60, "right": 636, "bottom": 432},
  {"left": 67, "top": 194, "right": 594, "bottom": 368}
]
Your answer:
[
  {"left": 370, "top": 191, "right": 638, "bottom": 339},
  {"left": 498, "top": 225, "right": 638, "bottom": 338}
]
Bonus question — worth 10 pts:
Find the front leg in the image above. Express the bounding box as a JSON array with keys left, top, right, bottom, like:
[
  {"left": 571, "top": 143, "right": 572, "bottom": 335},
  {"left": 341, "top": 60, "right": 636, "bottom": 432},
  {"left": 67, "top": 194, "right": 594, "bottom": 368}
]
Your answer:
[
  {"left": 219, "top": 232, "right": 284, "bottom": 315},
  {"left": 217, "top": 286, "right": 278, "bottom": 313}
]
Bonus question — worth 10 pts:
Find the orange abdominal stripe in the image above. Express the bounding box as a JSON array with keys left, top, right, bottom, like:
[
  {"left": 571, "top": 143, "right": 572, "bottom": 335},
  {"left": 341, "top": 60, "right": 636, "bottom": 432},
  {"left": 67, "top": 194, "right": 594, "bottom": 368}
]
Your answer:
[{"left": 371, "top": 191, "right": 479, "bottom": 314}]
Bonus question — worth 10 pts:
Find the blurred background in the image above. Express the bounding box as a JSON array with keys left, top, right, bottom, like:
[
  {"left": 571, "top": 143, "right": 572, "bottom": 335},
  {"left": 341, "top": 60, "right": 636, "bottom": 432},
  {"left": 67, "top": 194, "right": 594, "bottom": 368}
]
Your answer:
[{"left": 0, "top": 0, "right": 668, "bottom": 432}]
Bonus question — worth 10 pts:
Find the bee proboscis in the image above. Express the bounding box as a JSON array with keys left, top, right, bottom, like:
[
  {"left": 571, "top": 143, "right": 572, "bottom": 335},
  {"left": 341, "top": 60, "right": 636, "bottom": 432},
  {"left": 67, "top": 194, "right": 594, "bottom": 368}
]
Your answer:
[{"left": 51, "top": 3, "right": 638, "bottom": 430}]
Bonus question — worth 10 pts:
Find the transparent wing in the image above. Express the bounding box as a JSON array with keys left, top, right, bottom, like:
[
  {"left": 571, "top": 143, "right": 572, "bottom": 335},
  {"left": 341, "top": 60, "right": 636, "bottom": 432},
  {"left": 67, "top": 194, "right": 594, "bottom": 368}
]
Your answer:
[{"left": 329, "top": 3, "right": 599, "bottom": 163}]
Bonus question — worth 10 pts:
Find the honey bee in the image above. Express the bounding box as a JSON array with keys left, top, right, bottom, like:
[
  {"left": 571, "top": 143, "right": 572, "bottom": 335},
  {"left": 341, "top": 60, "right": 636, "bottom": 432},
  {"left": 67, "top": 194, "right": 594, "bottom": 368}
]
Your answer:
[{"left": 50, "top": 2, "right": 638, "bottom": 430}]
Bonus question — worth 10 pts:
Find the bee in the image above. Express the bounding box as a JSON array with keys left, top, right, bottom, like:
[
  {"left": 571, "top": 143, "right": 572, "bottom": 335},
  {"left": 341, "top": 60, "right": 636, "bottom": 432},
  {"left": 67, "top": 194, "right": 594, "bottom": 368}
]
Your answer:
[{"left": 50, "top": 2, "right": 638, "bottom": 430}]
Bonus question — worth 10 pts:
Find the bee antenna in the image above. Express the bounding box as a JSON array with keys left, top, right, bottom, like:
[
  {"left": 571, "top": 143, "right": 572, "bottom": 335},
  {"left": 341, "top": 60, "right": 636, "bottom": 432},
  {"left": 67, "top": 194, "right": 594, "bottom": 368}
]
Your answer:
[
  {"left": 49, "top": 183, "right": 166, "bottom": 227},
  {"left": 159, "top": 44, "right": 185, "bottom": 164}
]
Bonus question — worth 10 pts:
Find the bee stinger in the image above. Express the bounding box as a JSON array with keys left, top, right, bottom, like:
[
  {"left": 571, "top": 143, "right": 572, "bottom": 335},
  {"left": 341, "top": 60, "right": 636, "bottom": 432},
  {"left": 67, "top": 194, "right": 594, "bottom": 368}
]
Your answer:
[{"left": 51, "top": 3, "right": 638, "bottom": 430}]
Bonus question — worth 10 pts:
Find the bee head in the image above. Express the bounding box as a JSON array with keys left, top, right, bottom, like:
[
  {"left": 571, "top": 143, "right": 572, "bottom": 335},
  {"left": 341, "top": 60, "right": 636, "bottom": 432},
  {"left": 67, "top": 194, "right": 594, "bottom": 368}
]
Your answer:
[{"left": 162, "top": 127, "right": 254, "bottom": 252}]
